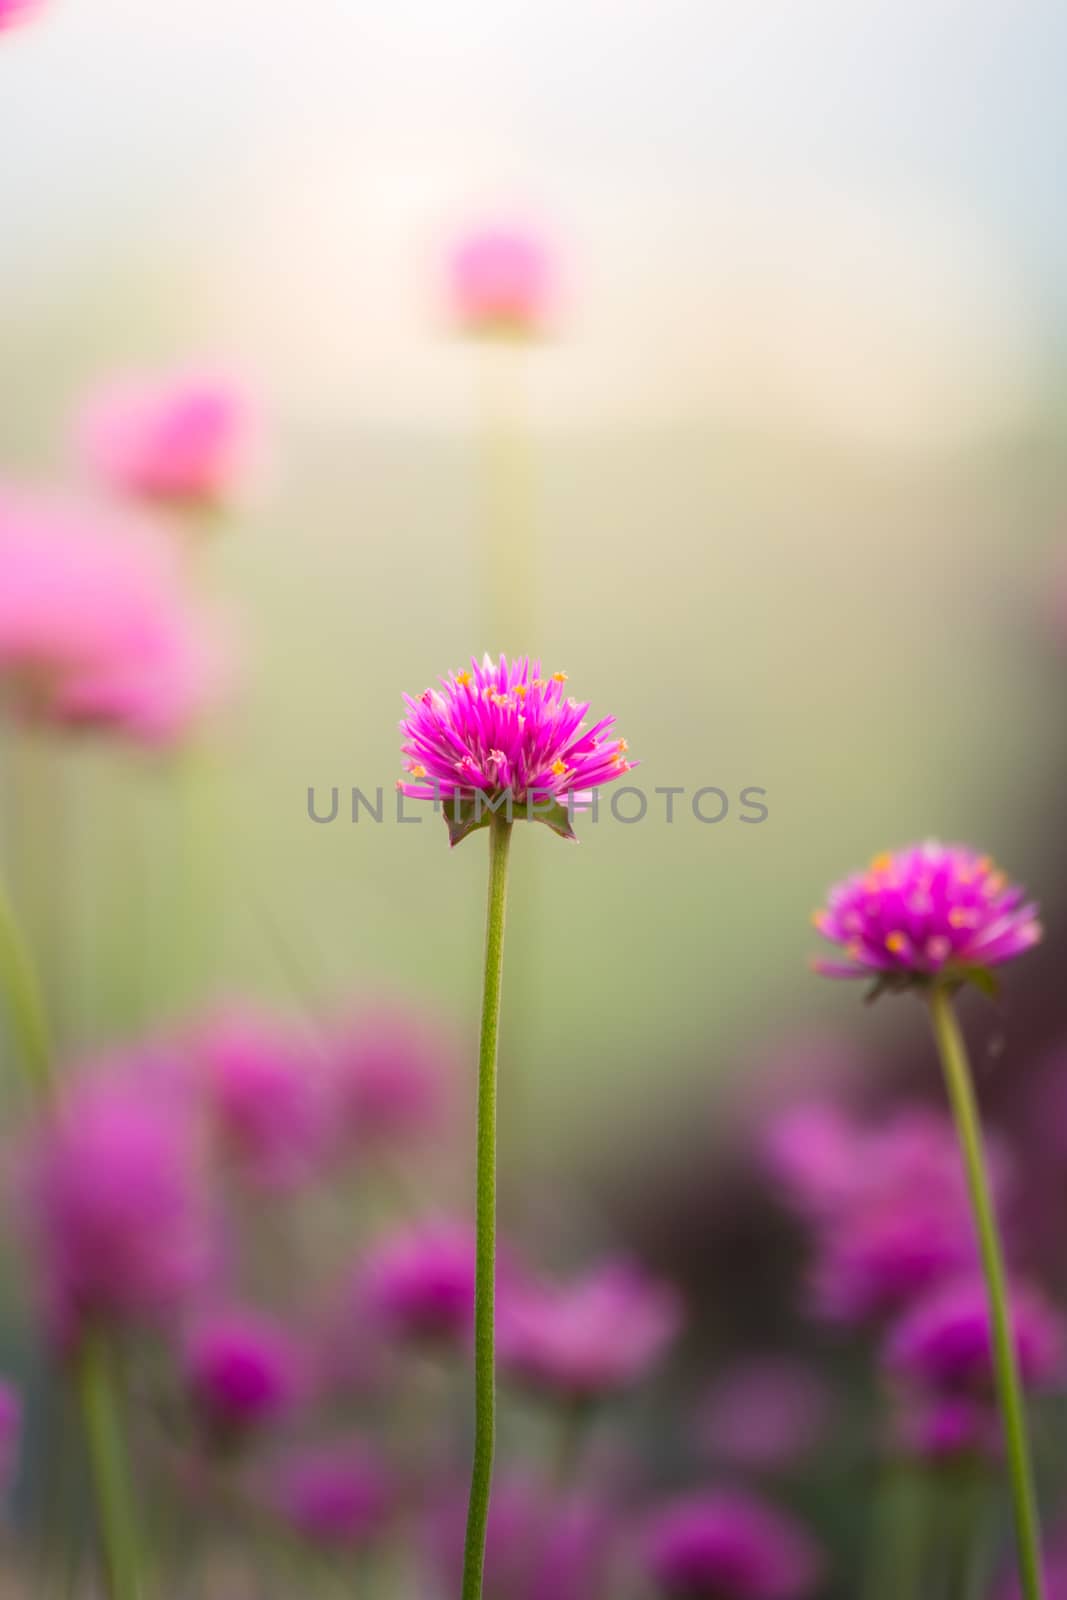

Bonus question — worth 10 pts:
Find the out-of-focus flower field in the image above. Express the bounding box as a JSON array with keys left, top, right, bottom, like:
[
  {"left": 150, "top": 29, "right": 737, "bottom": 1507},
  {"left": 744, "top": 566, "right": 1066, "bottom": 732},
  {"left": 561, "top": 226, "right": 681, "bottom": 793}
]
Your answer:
[{"left": 2, "top": 2, "right": 1067, "bottom": 1597}]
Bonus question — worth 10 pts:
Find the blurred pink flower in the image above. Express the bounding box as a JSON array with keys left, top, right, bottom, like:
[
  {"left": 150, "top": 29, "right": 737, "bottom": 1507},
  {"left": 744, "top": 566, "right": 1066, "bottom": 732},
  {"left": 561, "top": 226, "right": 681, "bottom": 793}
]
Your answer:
[
  {"left": 0, "top": 489, "right": 224, "bottom": 744},
  {"left": 328, "top": 1001, "right": 454, "bottom": 1152},
  {"left": 893, "top": 1393, "right": 1000, "bottom": 1465},
  {"left": 356, "top": 1217, "right": 477, "bottom": 1348},
  {"left": 184, "top": 1305, "right": 302, "bottom": 1435},
  {"left": 643, "top": 1490, "right": 824, "bottom": 1600},
  {"left": 189, "top": 1004, "right": 329, "bottom": 1190},
  {"left": 0, "top": 0, "right": 38, "bottom": 30},
  {"left": 812, "top": 842, "right": 1041, "bottom": 987},
  {"left": 449, "top": 226, "right": 554, "bottom": 339},
  {"left": 884, "top": 1275, "right": 1063, "bottom": 1394},
  {"left": 20, "top": 1062, "right": 215, "bottom": 1345},
  {"left": 79, "top": 373, "right": 252, "bottom": 511},
  {"left": 267, "top": 1441, "right": 391, "bottom": 1547},
  {"left": 697, "top": 1358, "right": 830, "bottom": 1472},
  {"left": 498, "top": 1259, "right": 681, "bottom": 1404}
]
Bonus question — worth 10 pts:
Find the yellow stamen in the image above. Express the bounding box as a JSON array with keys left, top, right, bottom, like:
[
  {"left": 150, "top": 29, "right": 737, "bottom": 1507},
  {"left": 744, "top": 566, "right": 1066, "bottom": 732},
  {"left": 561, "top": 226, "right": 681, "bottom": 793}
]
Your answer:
[
  {"left": 885, "top": 931, "right": 907, "bottom": 954},
  {"left": 552, "top": 671, "right": 568, "bottom": 683},
  {"left": 870, "top": 852, "right": 893, "bottom": 876},
  {"left": 551, "top": 759, "right": 568, "bottom": 777},
  {"left": 410, "top": 764, "right": 426, "bottom": 779},
  {"left": 455, "top": 670, "right": 473, "bottom": 687},
  {"left": 513, "top": 684, "right": 527, "bottom": 698},
  {"left": 811, "top": 910, "right": 829, "bottom": 931}
]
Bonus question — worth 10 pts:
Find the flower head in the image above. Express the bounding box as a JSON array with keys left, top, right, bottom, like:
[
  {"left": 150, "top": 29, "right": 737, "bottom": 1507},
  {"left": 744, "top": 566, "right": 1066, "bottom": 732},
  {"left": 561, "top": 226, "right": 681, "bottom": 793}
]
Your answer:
[
  {"left": 0, "top": 489, "right": 223, "bottom": 744},
  {"left": 328, "top": 1000, "right": 454, "bottom": 1152},
  {"left": 498, "top": 1259, "right": 681, "bottom": 1404},
  {"left": 79, "top": 373, "right": 251, "bottom": 511},
  {"left": 356, "top": 1218, "right": 477, "bottom": 1348},
  {"left": 884, "top": 1275, "right": 1063, "bottom": 1394},
  {"left": 448, "top": 226, "right": 553, "bottom": 339},
  {"left": 184, "top": 1306, "right": 302, "bottom": 1434},
  {"left": 189, "top": 1004, "right": 328, "bottom": 1190},
  {"left": 698, "top": 1359, "right": 830, "bottom": 1472},
  {"left": 893, "top": 1393, "right": 1000, "bottom": 1465},
  {"left": 643, "top": 1490, "right": 824, "bottom": 1600},
  {"left": 20, "top": 1062, "right": 214, "bottom": 1345},
  {"left": 811, "top": 843, "right": 1041, "bottom": 991},
  {"left": 268, "top": 1441, "right": 391, "bottom": 1547},
  {"left": 399, "top": 654, "right": 634, "bottom": 844}
]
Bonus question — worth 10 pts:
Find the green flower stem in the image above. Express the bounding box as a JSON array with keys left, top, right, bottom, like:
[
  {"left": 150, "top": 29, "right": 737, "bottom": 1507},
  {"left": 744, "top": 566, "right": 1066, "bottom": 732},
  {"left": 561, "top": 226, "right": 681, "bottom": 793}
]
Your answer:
[
  {"left": 0, "top": 867, "right": 143, "bottom": 1599},
  {"left": 75, "top": 1331, "right": 143, "bottom": 1600},
  {"left": 461, "top": 813, "right": 513, "bottom": 1600},
  {"left": 927, "top": 984, "right": 1045, "bottom": 1600}
]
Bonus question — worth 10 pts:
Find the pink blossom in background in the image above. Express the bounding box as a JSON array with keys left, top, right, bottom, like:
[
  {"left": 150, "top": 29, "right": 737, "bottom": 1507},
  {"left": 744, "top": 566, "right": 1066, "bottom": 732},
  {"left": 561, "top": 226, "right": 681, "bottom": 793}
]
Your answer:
[
  {"left": 79, "top": 373, "right": 252, "bottom": 511},
  {"left": 268, "top": 1442, "right": 391, "bottom": 1547},
  {"left": 189, "top": 1005, "right": 329, "bottom": 1190},
  {"left": 355, "top": 1218, "right": 477, "bottom": 1348},
  {"left": 884, "top": 1275, "right": 1064, "bottom": 1394},
  {"left": 184, "top": 1306, "right": 302, "bottom": 1434},
  {"left": 328, "top": 1001, "right": 454, "bottom": 1152},
  {"left": 697, "top": 1359, "right": 831, "bottom": 1472},
  {"left": 643, "top": 1490, "right": 824, "bottom": 1600},
  {"left": 0, "top": 1383, "right": 20, "bottom": 1500},
  {"left": 812, "top": 842, "right": 1041, "bottom": 985},
  {"left": 0, "top": 0, "right": 38, "bottom": 32},
  {"left": 498, "top": 1259, "right": 681, "bottom": 1404},
  {"left": 763, "top": 1103, "right": 864, "bottom": 1221},
  {"left": 0, "top": 489, "right": 225, "bottom": 744},
  {"left": 448, "top": 225, "right": 554, "bottom": 339},
  {"left": 893, "top": 1393, "right": 1000, "bottom": 1465},
  {"left": 20, "top": 1064, "right": 215, "bottom": 1346},
  {"left": 998, "top": 1532, "right": 1067, "bottom": 1600}
]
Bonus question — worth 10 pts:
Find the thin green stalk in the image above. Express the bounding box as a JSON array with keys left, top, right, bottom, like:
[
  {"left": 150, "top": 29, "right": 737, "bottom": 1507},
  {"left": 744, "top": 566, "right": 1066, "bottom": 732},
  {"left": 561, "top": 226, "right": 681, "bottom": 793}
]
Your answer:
[
  {"left": 461, "top": 813, "right": 513, "bottom": 1600},
  {"left": 75, "top": 1333, "right": 143, "bottom": 1600},
  {"left": 0, "top": 866, "right": 143, "bottom": 1598},
  {"left": 927, "top": 985, "right": 1045, "bottom": 1600}
]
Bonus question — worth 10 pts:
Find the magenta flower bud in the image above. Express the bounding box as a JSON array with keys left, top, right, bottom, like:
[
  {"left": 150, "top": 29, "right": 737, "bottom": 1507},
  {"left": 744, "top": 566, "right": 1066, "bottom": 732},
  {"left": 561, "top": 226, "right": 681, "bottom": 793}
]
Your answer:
[
  {"left": 643, "top": 1490, "right": 824, "bottom": 1600},
  {"left": 884, "top": 1275, "right": 1063, "bottom": 1394},
  {"left": 498, "top": 1260, "right": 681, "bottom": 1404},
  {"left": 20, "top": 1064, "right": 214, "bottom": 1346},
  {"left": 811, "top": 843, "right": 1041, "bottom": 991},
  {"left": 357, "top": 1218, "right": 477, "bottom": 1348},
  {"left": 448, "top": 226, "right": 554, "bottom": 340},
  {"left": 190, "top": 1004, "right": 328, "bottom": 1190},
  {"left": 79, "top": 373, "right": 252, "bottom": 512},
  {"left": 184, "top": 1306, "right": 301, "bottom": 1434},
  {"left": 329, "top": 1001, "right": 454, "bottom": 1152},
  {"left": 268, "top": 1442, "right": 391, "bottom": 1547},
  {"left": 698, "top": 1359, "right": 831, "bottom": 1472},
  {"left": 399, "top": 654, "right": 634, "bottom": 845},
  {"left": 0, "top": 489, "right": 225, "bottom": 744}
]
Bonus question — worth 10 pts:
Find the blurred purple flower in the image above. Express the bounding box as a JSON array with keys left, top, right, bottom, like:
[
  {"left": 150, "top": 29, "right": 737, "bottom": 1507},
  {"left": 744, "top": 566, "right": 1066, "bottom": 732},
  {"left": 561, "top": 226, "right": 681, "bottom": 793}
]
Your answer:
[
  {"left": 329, "top": 1001, "right": 453, "bottom": 1152},
  {"left": 79, "top": 373, "right": 252, "bottom": 511},
  {"left": 426, "top": 1474, "right": 615, "bottom": 1600},
  {"left": 763, "top": 1103, "right": 863, "bottom": 1220},
  {"left": 448, "top": 225, "right": 554, "bottom": 339},
  {"left": 189, "top": 1004, "right": 328, "bottom": 1190},
  {"left": 697, "top": 1359, "right": 830, "bottom": 1472},
  {"left": 0, "top": 1382, "right": 21, "bottom": 1499},
  {"left": 884, "top": 1275, "right": 1063, "bottom": 1394},
  {"left": 893, "top": 1393, "right": 1001, "bottom": 1465},
  {"left": 357, "top": 1218, "right": 477, "bottom": 1348},
  {"left": 184, "top": 1306, "right": 302, "bottom": 1435},
  {"left": 0, "top": 489, "right": 224, "bottom": 744},
  {"left": 498, "top": 1259, "right": 681, "bottom": 1404},
  {"left": 268, "top": 1442, "right": 391, "bottom": 1547},
  {"left": 643, "top": 1490, "right": 824, "bottom": 1600},
  {"left": 20, "top": 1063, "right": 215, "bottom": 1345},
  {"left": 811, "top": 843, "right": 1041, "bottom": 986},
  {"left": 399, "top": 654, "right": 633, "bottom": 843}
]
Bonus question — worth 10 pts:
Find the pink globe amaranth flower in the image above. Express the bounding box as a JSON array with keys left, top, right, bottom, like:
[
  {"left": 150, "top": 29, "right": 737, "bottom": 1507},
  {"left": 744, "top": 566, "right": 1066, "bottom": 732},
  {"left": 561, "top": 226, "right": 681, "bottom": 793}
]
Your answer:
[
  {"left": 810, "top": 1197, "right": 980, "bottom": 1325},
  {"left": 763, "top": 1103, "right": 865, "bottom": 1221},
  {"left": 643, "top": 1491, "right": 824, "bottom": 1600},
  {"left": 328, "top": 1000, "right": 454, "bottom": 1152},
  {"left": 79, "top": 373, "right": 251, "bottom": 511},
  {"left": 184, "top": 1306, "right": 302, "bottom": 1434},
  {"left": 355, "top": 1217, "right": 477, "bottom": 1348},
  {"left": 268, "top": 1442, "right": 391, "bottom": 1547},
  {"left": 0, "top": 489, "right": 224, "bottom": 744},
  {"left": 0, "top": 1382, "right": 21, "bottom": 1499},
  {"left": 697, "top": 1359, "right": 831, "bottom": 1472},
  {"left": 426, "top": 1474, "right": 616, "bottom": 1600},
  {"left": 19, "top": 1064, "right": 214, "bottom": 1346},
  {"left": 893, "top": 1393, "right": 1001, "bottom": 1466},
  {"left": 884, "top": 1275, "right": 1063, "bottom": 1394},
  {"left": 448, "top": 225, "right": 553, "bottom": 339},
  {"left": 811, "top": 842, "right": 1041, "bottom": 990},
  {"left": 498, "top": 1259, "right": 681, "bottom": 1404},
  {"left": 189, "top": 1005, "right": 329, "bottom": 1190},
  {"left": 399, "top": 653, "right": 634, "bottom": 845}
]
